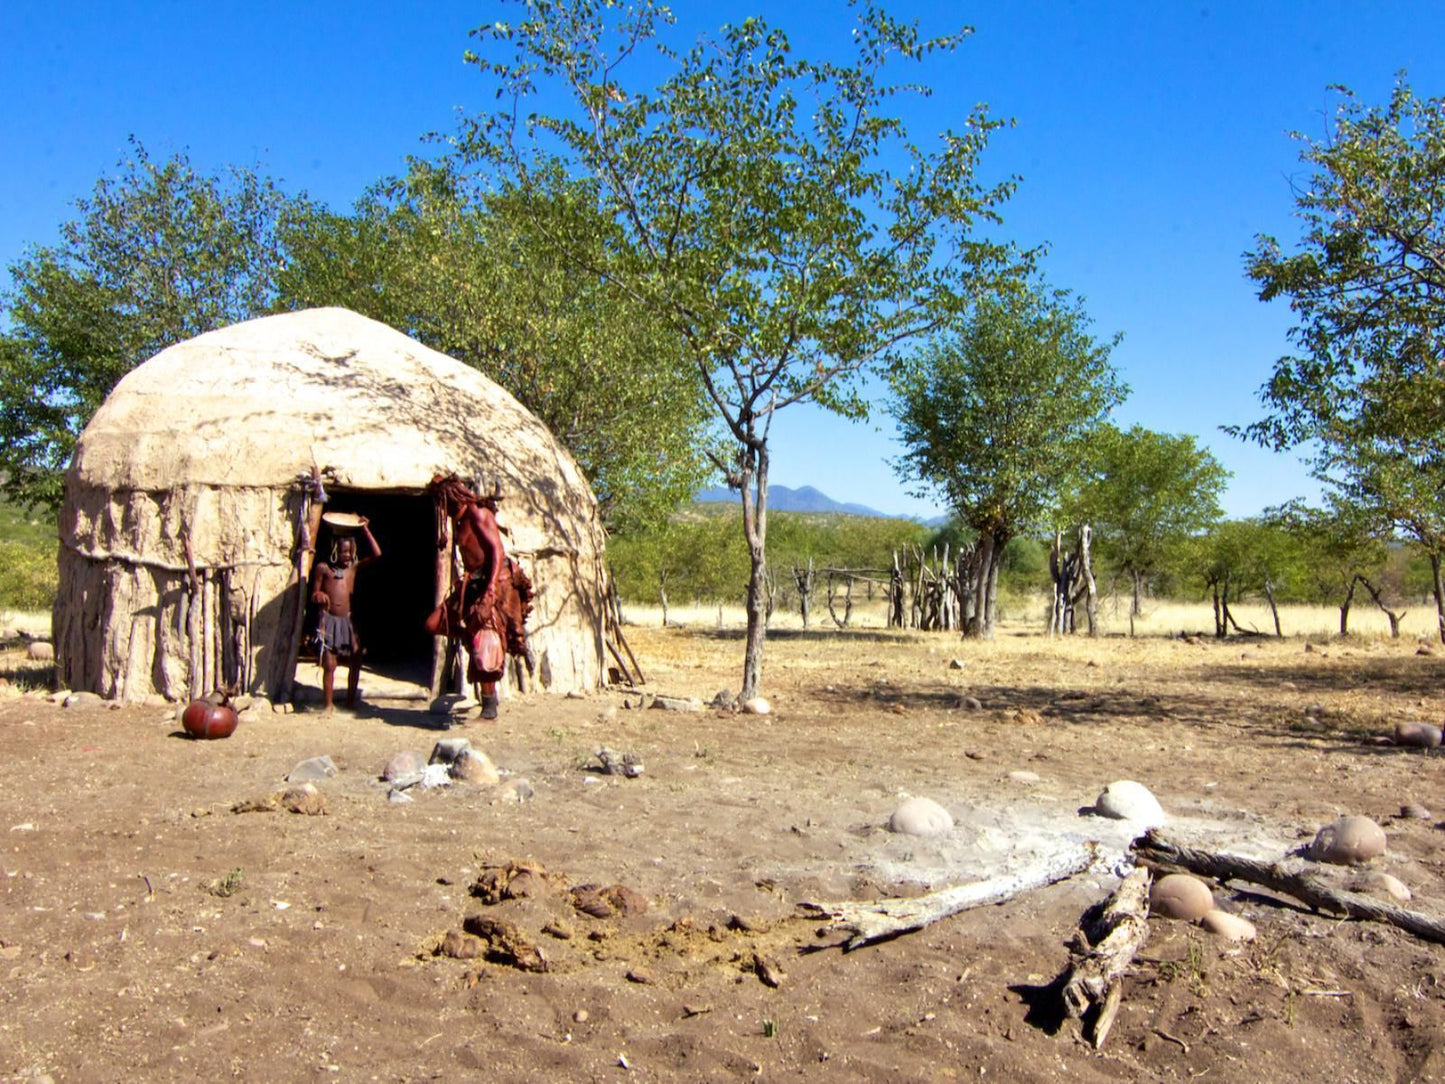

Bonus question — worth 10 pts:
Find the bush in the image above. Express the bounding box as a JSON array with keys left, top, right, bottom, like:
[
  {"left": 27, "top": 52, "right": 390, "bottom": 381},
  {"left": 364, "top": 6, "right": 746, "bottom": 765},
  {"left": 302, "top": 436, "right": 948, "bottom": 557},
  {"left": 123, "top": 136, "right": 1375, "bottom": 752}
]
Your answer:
[{"left": 0, "top": 540, "right": 57, "bottom": 611}]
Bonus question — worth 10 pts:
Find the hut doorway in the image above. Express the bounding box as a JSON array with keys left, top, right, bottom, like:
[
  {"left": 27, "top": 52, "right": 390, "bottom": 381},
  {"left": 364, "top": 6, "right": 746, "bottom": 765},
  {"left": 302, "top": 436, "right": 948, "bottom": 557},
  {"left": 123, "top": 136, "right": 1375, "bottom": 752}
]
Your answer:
[{"left": 293, "top": 489, "right": 439, "bottom": 699}]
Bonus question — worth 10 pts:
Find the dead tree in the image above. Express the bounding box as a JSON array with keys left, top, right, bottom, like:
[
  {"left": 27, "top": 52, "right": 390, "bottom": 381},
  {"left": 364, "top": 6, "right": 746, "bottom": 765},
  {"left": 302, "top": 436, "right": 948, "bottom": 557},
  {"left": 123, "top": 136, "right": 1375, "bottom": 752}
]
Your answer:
[
  {"left": 1050, "top": 525, "right": 1099, "bottom": 636},
  {"left": 792, "top": 558, "right": 816, "bottom": 630}
]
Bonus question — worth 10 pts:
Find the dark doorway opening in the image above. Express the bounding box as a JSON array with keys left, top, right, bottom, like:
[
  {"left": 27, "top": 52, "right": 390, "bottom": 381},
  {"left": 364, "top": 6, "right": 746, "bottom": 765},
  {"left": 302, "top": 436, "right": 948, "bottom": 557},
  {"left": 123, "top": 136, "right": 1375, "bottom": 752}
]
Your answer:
[{"left": 295, "top": 488, "right": 438, "bottom": 695}]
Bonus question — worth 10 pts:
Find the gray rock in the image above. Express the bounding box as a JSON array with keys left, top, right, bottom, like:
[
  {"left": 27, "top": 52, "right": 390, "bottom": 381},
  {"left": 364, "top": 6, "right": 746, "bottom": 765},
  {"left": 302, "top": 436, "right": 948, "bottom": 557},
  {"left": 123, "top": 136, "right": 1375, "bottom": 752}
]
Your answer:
[
  {"left": 26, "top": 641, "right": 53, "bottom": 661},
  {"left": 286, "top": 755, "right": 338, "bottom": 782},
  {"left": 1401, "top": 803, "right": 1433, "bottom": 820},
  {"left": 388, "top": 788, "right": 414, "bottom": 804},
  {"left": 382, "top": 750, "right": 427, "bottom": 782},
  {"left": 63, "top": 691, "right": 103, "bottom": 708},
  {"left": 650, "top": 695, "right": 703, "bottom": 712},
  {"left": 1093, "top": 780, "right": 1165, "bottom": 827},
  {"left": 711, "top": 689, "right": 738, "bottom": 711},
  {"left": 887, "top": 796, "right": 954, "bottom": 837},
  {"left": 948, "top": 658, "right": 965, "bottom": 670},
  {"left": 429, "top": 738, "right": 472, "bottom": 765},
  {"left": 957, "top": 696, "right": 984, "bottom": 711},
  {"left": 1393, "top": 721, "right": 1442, "bottom": 749},
  {"left": 1008, "top": 770, "right": 1041, "bottom": 784}
]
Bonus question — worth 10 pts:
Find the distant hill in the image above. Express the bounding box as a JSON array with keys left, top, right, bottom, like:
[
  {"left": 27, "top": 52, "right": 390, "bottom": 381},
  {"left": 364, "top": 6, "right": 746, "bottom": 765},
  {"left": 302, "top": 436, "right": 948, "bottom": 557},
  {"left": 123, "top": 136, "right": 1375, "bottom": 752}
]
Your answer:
[{"left": 695, "top": 483, "right": 906, "bottom": 520}]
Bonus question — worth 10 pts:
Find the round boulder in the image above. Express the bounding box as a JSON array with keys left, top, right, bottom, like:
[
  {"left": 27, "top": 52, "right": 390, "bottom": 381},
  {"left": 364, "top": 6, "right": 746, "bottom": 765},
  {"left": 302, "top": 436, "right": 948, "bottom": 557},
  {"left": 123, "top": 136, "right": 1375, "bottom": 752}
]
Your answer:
[
  {"left": 26, "top": 641, "right": 54, "bottom": 661},
  {"left": 451, "top": 749, "right": 501, "bottom": 785},
  {"left": 741, "top": 697, "right": 771, "bottom": 715},
  {"left": 1149, "top": 873, "right": 1214, "bottom": 921},
  {"left": 1094, "top": 780, "right": 1166, "bottom": 827},
  {"left": 1200, "top": 909, "right": 1256, "bottom": 942},
  {"left": 1393, "top": 721, "right": 1443, "bottom": 749},
  {"left": 887, "top": 796, "right": 955, "bottom": 837},
  {"left": 1308, "top": 815, "right": 1387, "bottom": 865},
  {"left": 382, "top": 750, "right": 426, "bottom": 782}
]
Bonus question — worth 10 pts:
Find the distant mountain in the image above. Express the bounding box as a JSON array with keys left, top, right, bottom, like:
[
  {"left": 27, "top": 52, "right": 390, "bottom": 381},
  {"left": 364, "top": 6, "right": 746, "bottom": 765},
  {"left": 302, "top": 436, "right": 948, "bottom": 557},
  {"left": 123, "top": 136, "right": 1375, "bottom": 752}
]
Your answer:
[{"left": 695, "top": 483, "right": 896, "bottom": 519}]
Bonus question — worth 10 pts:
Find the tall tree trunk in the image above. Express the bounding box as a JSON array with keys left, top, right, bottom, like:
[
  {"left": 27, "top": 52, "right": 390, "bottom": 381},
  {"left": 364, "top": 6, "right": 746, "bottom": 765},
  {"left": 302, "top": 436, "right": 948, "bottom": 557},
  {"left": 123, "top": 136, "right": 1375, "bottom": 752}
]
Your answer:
[
  {"left": 658, "top": 571, "right": 670, "bottom": 629},
  {"left": 1130, "top": 568, "right": 1143, "bottom": 619},
  {"left": 1263, "top": 578, "right": 1282, "bottom": 637},
  {"left": 1210, "top": 580, "right": 1225, "bottom": 638},
  {"left": 738, "top": 440, "right": 769, "bottom": 701},
  {"left": 1357, "top": 575, "right": 1406, "bottom": 639},
  {"left": 1339, "top": 575, "right": 1357, "bottom": 636},
  {"left": 965, "top": 531, "right": 1000, "bottom": 639},
  {"left": 1080, "top": 524, "right": 1099, "bottom": 637},
  {"left": 1431, "top": 552, "right": 1445, "bottom": 646}
]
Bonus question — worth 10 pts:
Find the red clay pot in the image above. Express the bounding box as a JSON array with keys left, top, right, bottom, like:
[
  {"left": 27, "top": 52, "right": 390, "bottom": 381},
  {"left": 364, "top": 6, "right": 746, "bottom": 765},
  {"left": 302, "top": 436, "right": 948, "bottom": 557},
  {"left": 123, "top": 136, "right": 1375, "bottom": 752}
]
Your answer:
[{"left": 182, "top": 699, "right": 238, "bottom": 740}]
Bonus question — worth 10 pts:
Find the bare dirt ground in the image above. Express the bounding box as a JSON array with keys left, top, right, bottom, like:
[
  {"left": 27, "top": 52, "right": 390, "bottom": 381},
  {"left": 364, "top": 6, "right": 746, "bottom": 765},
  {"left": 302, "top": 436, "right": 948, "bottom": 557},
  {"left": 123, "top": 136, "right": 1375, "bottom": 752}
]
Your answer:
[{"left": 3, "top": 620, "right": 1445, "bottom": 1082}]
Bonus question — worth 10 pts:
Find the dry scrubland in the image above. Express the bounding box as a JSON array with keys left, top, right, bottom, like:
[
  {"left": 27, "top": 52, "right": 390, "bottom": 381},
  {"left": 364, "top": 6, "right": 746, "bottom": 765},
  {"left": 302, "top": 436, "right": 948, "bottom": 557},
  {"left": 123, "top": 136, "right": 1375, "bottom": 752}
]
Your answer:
[
  {"left": 3, "top": 609, "right": 1445, "bottom": 1081},
  {"left": 626, "top": 595, "right": 1439, "bottom": 642}
]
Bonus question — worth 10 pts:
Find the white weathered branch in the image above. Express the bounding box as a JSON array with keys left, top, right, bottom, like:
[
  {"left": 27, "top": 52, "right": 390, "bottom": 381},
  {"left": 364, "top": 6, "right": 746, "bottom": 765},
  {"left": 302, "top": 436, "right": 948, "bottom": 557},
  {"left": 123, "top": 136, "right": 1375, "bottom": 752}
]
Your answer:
[{"left": 800, "top": 843, "right": 1097, "bottom": 950}]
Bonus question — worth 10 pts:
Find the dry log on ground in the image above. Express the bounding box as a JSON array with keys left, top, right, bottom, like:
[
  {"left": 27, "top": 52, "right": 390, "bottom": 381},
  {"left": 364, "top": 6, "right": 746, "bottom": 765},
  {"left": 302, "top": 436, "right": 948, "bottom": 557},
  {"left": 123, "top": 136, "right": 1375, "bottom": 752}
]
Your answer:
[
  {"left": 800, "top": 843, "right": 1098, "bottom": 950},
  {"left": 1057, "top": 867, "right": 1152, "bottom": 1049},
  {"left": 1133, "top": 830, "right": 1445, "bottom": 946}
]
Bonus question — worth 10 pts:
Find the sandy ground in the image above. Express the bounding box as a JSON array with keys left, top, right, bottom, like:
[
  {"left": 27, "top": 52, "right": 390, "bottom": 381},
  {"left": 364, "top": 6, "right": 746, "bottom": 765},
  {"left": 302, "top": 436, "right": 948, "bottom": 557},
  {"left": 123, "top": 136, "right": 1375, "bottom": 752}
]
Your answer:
[{"left": 3, "top": 621, "right": 1445, "bottom": 1082}]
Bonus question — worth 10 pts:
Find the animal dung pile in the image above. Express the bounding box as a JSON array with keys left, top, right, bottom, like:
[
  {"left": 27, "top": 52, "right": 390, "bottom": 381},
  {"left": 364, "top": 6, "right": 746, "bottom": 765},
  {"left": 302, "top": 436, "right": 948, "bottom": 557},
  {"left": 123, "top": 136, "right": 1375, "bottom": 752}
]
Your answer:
[
  {"left": 1308, "top": 815, "right": 1387, "bottom": 865},
  {"left": 887, "top": 796, "right": 955, "bottom": 837}
]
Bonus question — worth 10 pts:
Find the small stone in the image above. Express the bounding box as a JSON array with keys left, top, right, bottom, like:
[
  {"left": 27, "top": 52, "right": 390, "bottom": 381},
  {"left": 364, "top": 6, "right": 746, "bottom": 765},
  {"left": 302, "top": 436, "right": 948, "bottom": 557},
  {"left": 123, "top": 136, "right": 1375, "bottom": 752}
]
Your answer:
[
  {"left": 888, "top": 796, "right": 954, "bottom": 837},
  {"left": 1008, "top": 770, "right": 1041, "bottom": 784},
  {"left": 1150, "top": 873, "right": 1214, "bottom": 921},
  {"left": 63, "top": 691, "right": 103, "bottom": 708},
  {"left": 573, "top": 1009, "right": 589, "bottom": 1023},
  {"left": 711, "top": 689, "right": 738, "bottom": 711},
  {"left": 626, "top": 967, "right": 656, "bottom": 984},
  {"left": 26, "top": 641, "right": 53, "bottom": 661},
  {"left": 544, "top": 921, "right": 575, "bottom": 941},
  {"left": 948, "top": 658, "right": 965, "bottom": 670},
  {"left": 741, "top": 697, "right": 771, "bottom": 715},
  {"left": 381, "top": 750, "right": 427, "bottom": 782},
  {"left": 429, "top": 737, "right": 472, "bottom": 764},
  {"left": 957, "top": 696, "right": 983, "bottom": 711},
  {"left": 451, "top": 749, "right": 501, "bottom": 785},
  {"left": 565, "top": 690, "right": 586, "bottom": 700},
  {"left": 1093, "top": 781, "right": 1165, "bottom": 827},
  {"left": 1309, "top": 815, "right": 1387, "bottom": 865},
  {"left": 1199, "top": 910, "right": 1256, "bottom": 941},
  {"left": 388, "top": 789, "right": 413, "bottom": 804},
  {"left": 651, "top": 695, "right": 703, "bottom": 712},
  {"left": 1352, "top": 870, "right": 1412, "bottom": 904},
  {"left": 1401, "top": 803, "right": 1433, "bottom": 820},
  {"left": 495, "top": 779, "right": 534, "bottom": 803},
  {"left": 1393, "top": 722, "right": 1442, "bottom": 748},
  {"left": 280, "top": 784, "right": 326, "bottom": 815},
  {"left": 1418, "top": 644, "right": 1434, "bottom": 656},
  {"left": 286, "top": 755, "right": 337, "bottom": 782}
]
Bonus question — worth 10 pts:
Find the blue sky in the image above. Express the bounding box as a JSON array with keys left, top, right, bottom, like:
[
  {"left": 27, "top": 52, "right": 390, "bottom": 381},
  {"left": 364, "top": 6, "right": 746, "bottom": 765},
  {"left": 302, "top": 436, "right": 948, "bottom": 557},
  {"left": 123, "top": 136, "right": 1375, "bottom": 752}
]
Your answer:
[{"left": 2, "top": 2, "right": 1441, "bottom": 519}]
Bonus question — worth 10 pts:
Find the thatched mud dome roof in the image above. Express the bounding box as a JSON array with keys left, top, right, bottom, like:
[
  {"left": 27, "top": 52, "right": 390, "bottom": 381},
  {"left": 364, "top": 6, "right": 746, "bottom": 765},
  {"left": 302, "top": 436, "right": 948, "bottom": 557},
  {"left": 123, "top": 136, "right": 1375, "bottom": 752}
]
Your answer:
[{"left": 56, "top": 307, "right": 608, "bottom": 702}]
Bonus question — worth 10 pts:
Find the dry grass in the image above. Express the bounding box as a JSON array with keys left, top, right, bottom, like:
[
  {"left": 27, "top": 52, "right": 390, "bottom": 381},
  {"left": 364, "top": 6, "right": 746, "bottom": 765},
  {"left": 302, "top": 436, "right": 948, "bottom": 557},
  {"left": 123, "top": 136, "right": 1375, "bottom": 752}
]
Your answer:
[{"left": 623, "top": 594, "right": 1437, "bottom": 642}]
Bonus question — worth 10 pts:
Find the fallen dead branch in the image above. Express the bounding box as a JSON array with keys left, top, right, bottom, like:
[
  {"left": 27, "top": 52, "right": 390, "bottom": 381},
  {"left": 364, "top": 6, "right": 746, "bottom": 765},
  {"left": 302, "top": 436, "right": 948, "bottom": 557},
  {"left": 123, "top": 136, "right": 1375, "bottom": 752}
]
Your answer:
[
  {"left": 1133, "top": 830, "right": 1445, "bottom": 946},
  {"left": 1058, "top": 867, "right": 1153, "bottom": 1048},
  {"left": 800, "top": 843, "right": 1097, "bottom": 950}
]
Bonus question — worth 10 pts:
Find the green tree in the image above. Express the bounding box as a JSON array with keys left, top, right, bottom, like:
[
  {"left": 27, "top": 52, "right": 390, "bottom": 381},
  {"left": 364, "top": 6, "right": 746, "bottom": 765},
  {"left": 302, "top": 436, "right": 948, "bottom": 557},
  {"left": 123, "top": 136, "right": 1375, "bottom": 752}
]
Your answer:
[
  {"left": 1239, "top": 79, "right": 1445, "bottom": 639},
  {"left": 279, "top": 162, "right": 716, "bottom": 531},
  {"left": 1067, "top": 424, "right": 1228, "bottom": 635},
  {"left": 463, "top": 0, "right": 1018, "bottom": 697},
  {"left": 890, "top": 282, "right": 1124, "bottom": 637},
  {"left": 0, "top": 139, "right": 304, "bottom": 507},
  {"left": 1267, "top": 499, "right": 1392, "bottom": 635}
]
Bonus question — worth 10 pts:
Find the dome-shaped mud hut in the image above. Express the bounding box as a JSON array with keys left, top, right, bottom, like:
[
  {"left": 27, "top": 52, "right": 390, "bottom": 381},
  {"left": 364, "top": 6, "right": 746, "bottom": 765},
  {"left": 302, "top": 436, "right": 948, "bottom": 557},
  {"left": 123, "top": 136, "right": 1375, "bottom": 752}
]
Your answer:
[{"left": 55, "top": 307, "right": 610, "bottom": 704}]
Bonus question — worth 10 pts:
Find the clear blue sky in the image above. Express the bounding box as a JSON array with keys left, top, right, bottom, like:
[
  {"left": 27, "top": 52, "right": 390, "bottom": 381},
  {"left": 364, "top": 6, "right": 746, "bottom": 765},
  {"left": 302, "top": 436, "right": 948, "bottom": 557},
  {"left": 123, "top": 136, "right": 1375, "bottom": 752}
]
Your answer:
[{"left": 2, "top": 2, "right": 1440, "bottom": 519}]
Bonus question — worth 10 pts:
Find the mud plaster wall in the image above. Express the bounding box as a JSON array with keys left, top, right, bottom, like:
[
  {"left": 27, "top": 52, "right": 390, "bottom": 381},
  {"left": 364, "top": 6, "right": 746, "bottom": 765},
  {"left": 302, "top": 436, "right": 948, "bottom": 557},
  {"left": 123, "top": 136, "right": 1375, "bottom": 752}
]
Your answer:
[{"left": 56, "top": 482, "right": 607, "bottom": 701}]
